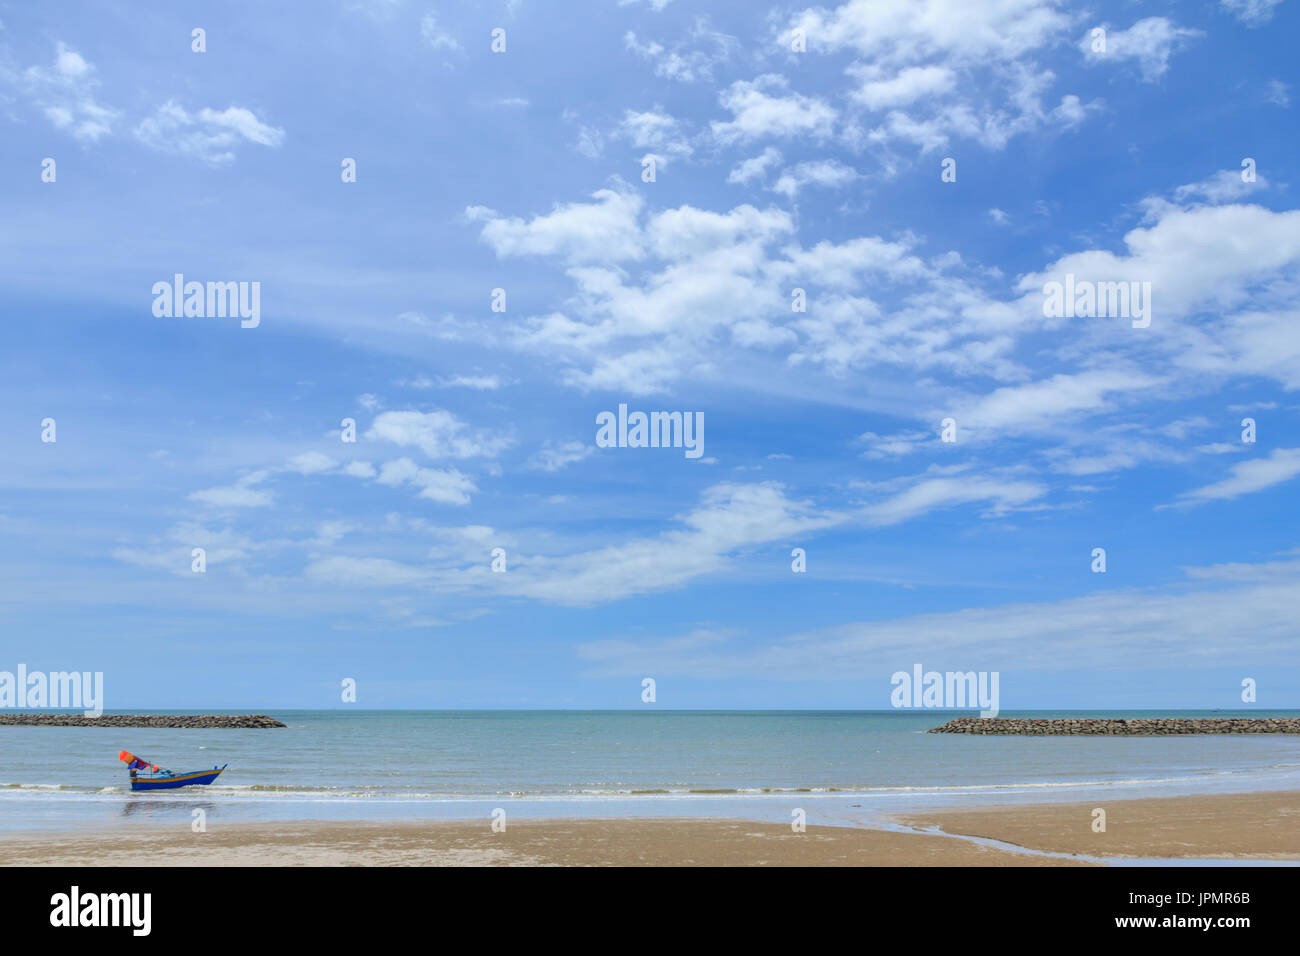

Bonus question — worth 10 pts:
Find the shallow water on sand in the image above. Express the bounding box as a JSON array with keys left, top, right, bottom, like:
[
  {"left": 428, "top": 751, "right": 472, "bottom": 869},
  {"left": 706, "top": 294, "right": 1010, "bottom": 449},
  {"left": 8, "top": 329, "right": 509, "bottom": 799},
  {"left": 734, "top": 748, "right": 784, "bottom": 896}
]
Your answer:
[{"left": 3, "top": 709, "right": 1299, "bottom": 831}]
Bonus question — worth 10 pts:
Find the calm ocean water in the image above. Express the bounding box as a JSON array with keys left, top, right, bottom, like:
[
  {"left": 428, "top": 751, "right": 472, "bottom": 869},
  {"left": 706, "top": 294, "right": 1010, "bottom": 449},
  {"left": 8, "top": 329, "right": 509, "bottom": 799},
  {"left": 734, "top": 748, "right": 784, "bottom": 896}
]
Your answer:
[{"left": 3, "top": 710, "right": 1299, "bottom": 832}]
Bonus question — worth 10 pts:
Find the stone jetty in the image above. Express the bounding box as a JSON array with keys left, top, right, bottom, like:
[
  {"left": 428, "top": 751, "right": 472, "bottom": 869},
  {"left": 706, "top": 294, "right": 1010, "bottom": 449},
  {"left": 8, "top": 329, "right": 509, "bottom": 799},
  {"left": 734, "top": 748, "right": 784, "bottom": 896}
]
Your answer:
[
  {"left": 929, "top": 717, "right": 1300, "bottom": 735},
  {"left": 0, "top": 714, "right": 286, "bottom": 728}
]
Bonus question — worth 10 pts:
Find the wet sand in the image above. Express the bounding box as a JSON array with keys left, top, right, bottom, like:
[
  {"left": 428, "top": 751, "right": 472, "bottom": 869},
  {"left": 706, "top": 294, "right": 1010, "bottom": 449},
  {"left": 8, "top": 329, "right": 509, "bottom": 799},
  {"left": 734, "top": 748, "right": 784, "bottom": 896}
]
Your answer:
[
  {"left": 1, "top": 818, "right": 1078, "bottom": 866},
  {"left": 3, "top": 790, "right": 1294, "bottom": 865},
  {"left": 897, "top": 789, "right": 1300, "bottom": 861}
]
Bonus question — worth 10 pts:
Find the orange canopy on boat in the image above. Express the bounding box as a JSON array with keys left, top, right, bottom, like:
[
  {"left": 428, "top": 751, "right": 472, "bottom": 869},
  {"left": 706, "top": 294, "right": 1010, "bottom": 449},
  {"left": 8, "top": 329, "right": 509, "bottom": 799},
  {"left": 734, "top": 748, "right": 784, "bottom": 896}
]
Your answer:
[{"left": 118, "top": 750, "right": 157, "bottom": 771}]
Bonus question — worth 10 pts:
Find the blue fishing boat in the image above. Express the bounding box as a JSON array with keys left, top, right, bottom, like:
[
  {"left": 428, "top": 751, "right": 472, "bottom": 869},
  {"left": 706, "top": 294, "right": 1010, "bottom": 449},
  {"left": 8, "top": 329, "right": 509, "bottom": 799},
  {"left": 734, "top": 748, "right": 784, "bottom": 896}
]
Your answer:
[{"left": 119, "top": 750, "right": 228, "bottom": 791}]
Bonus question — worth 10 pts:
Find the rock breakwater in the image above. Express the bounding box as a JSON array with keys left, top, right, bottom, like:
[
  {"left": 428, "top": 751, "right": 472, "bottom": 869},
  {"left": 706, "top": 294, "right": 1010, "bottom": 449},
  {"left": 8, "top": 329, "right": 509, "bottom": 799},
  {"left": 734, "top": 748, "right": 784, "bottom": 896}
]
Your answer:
[
  {"left": 0, "top": 714, "right": 286, "bottom": 728},
  {"left": 928, "top": 717, "right": 1300, "bottom": 735}
]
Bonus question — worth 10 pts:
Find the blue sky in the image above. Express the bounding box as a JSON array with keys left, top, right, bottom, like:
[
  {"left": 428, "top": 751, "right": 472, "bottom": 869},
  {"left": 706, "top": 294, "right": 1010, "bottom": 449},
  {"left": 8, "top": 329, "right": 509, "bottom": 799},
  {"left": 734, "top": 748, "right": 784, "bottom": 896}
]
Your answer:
[{"left": 1, "top": 0, "right": 1297, "bottom": 710}]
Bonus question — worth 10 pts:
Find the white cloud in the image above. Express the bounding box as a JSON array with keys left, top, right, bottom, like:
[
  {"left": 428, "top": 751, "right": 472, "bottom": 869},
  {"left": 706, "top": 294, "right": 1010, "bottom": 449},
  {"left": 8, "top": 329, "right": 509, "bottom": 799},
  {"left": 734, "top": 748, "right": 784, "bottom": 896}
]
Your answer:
[
  {"left": 503, "top": 482, "right": 842, "bottom": 605},
  {"left": 188, "top": 471, "right": 274, "bottom": 508},
  {"left": 420, "top": 15, "right": 460, "bottom": 51},
  {"left": 113, "top": 523, "right": 259, "bottom": 574},
  {"left": 786, "top": 1, "right": 1093, "bottom": 153},
  {"left": 572, "top": 559, "right": 1300, "bottom": 679},
  {"left": 438, "top": 374, "right": 502, "bottom": 390},
  {"left": 848, "top": 64, "right": 956, "bottom": 110},
  {"left": 305, "top": 555, "right": 433, "bottom": 588},
  {"left": 135, "top": 100, "right": 285, "bottom": 164},
  {"left": 366, "top": 410, "right": 512, "bottom": 459},
  {"left": 311, "top": 520, "right": 354, "bottom": 547},
  {"left": 771, "top": 159, "right": 859, "bottom": 197},
  {"left": 574, "top": 125, "right": 604, "bottom": 159},
  {"left": 468, "top": 188, "right": 644, "bottom": 264},
  {"left": 711, "top": 75, "right": 836, "bottom": 144},
  {"left": 1158, "top": 416, "right": 1212, "bottom": 440},
  {"left": 787, "top": 0, "right": 1070, "bottom": 62},
  {"left": 530, "top": 440, "right": 593, "bottom": 472},
  {"left": 471, "top": 177, "right": 1300, "bottom": 408},
  {"left": 288, "top": 451, "right": 337, "bottom": 475},
  {"left": 1020, "top": 202, "right": 1300, "bottom": 333},
  {"left": 272, "top": 481, "right": 849, "bottom": 605},
  {"left": 624, "top": 24, "right": 737, "bottom": 83},
  {"left": 1219, "top": 0, "right": 1285, "bottom": 26},
  {"left": 727, "top": 147, "right": 783, "bottom": 185},
  {"left": 1080, "top": 18, "right": 1202, "bottom": 82},
  {"left": 616, "top": 109, "right": 693, "bottom": 162},
  {"left": 861, "top": 475, "right": 1045, "bottom": 525},
  {"left": 1172, "top": 168, "right": 1268, "bottom": 204},
  {"left": 375, "top": 457, "right": 477, "bottom": 506},
  {"left": 1174, "top": 448, "right": 1300, "bottom": 506},
  {"left": 857, "top": 430, "right": 930, "bottom": 458},
  {"left": 20, "top": 42, "right": 118, "bottom": 141},
  {"left": 1047, "top": 439, "right": 1186, "bottom": 477},
  {"left": 958, "top": 370, "right": 1163, "bottom": 434}
]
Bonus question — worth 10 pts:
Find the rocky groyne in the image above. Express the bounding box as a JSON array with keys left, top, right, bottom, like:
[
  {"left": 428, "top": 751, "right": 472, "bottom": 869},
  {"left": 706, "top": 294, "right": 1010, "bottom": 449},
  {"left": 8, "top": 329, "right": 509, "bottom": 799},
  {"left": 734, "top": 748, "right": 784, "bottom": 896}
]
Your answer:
[
  {"left": 929, "top": 717, "right": 1300, "bottom": 735},
  {"left": 0, "top": 714, "right": 286, "bottom": 728}
]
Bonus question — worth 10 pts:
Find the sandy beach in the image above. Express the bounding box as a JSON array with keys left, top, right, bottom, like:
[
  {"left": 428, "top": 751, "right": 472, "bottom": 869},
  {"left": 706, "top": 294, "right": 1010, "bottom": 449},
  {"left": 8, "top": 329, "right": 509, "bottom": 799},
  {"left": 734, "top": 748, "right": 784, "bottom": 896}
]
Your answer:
[
  {"left": 2, "top": 790, "right": 1295, "bottom": 866},
  {"left": 899, "top": 789, "right": 1300, "bottom": 862},
  {"left": 1, "top": 817, "right": 1076, "bottom": 867}
]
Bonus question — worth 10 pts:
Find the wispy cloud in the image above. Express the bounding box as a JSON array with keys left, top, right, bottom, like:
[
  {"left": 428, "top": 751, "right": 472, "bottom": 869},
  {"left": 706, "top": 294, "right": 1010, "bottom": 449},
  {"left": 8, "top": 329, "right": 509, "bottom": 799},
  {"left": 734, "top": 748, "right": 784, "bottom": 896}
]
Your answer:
[
  {"left": 1174, "top": 448, "right": 1300, "bottom": 506},
  {"left": 135, "top": 101, "right": 285, "bottom": 164}
]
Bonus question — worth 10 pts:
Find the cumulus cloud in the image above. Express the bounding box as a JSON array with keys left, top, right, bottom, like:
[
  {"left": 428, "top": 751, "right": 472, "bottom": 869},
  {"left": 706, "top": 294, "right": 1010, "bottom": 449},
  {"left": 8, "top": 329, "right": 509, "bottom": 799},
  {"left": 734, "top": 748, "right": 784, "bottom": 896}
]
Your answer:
[
  {"left": 784, "top": 1, "right": 1095, "bottom": 154},
  {"left": 624, "top": 23, "right": 737, "bottom": 83},
  {"left": 771, "top": 159, "right": 859, "bottom": 197},
  {"left": 1172, "top": 168, "right": 1268, "bottom": 204},
  {"left": 1020, "top": 202, "right": 1300, "bottom": 333},
  {"left": 727, "top": 147, "right": 783, "bottom": 185},
  {"left": 365, "top": 410, "right": 513, "bottom": 459},
  {"left": 288, "top": 451, "right": 337, "bottom": 475},
  {"left": 616, "top": 108, "right": 694, "bottom": 164},
  {"left": 375, "top": 457, "right": 477, "bottom": 506},
  {"left": 467, "top": 189, "right": 645, "bottom": 264},
  {"left": 848, "top": 64, "right": 956, "bottom": 110},
  {"left": 19, "top": 42, "right": 118, "bottom": 141},
  {"left": 468, "top": 176, "right": 1300, "bottom": 448},
  {"left": 710, "top": 75, "right": 836, "bottom": 144},
  {"left": 1080, "top": 18, "right": 1202, "bottom": 82}
]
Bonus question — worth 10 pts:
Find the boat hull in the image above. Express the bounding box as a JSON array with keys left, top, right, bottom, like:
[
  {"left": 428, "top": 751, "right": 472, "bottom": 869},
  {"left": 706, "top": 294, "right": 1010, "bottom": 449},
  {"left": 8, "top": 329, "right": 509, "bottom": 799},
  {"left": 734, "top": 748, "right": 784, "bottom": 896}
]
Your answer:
[{"left": 129, "top": 766, "right": 226, "bottom": 791}]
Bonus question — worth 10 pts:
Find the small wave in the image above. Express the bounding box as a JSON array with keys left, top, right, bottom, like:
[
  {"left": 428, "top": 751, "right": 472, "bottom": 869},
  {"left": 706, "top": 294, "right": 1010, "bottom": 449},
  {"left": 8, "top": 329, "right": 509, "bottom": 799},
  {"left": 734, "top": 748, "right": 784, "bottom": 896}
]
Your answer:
[{"left": 2, "top": 761, "right": 1298, "bottom": 803}]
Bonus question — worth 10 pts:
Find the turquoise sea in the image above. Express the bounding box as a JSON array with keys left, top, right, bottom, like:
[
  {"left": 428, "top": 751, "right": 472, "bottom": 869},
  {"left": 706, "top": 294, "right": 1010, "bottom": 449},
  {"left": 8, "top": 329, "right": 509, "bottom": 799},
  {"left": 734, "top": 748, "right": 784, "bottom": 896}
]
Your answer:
[{"left": 3, "top": 710, "right": 1299, "bottom": 833}]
